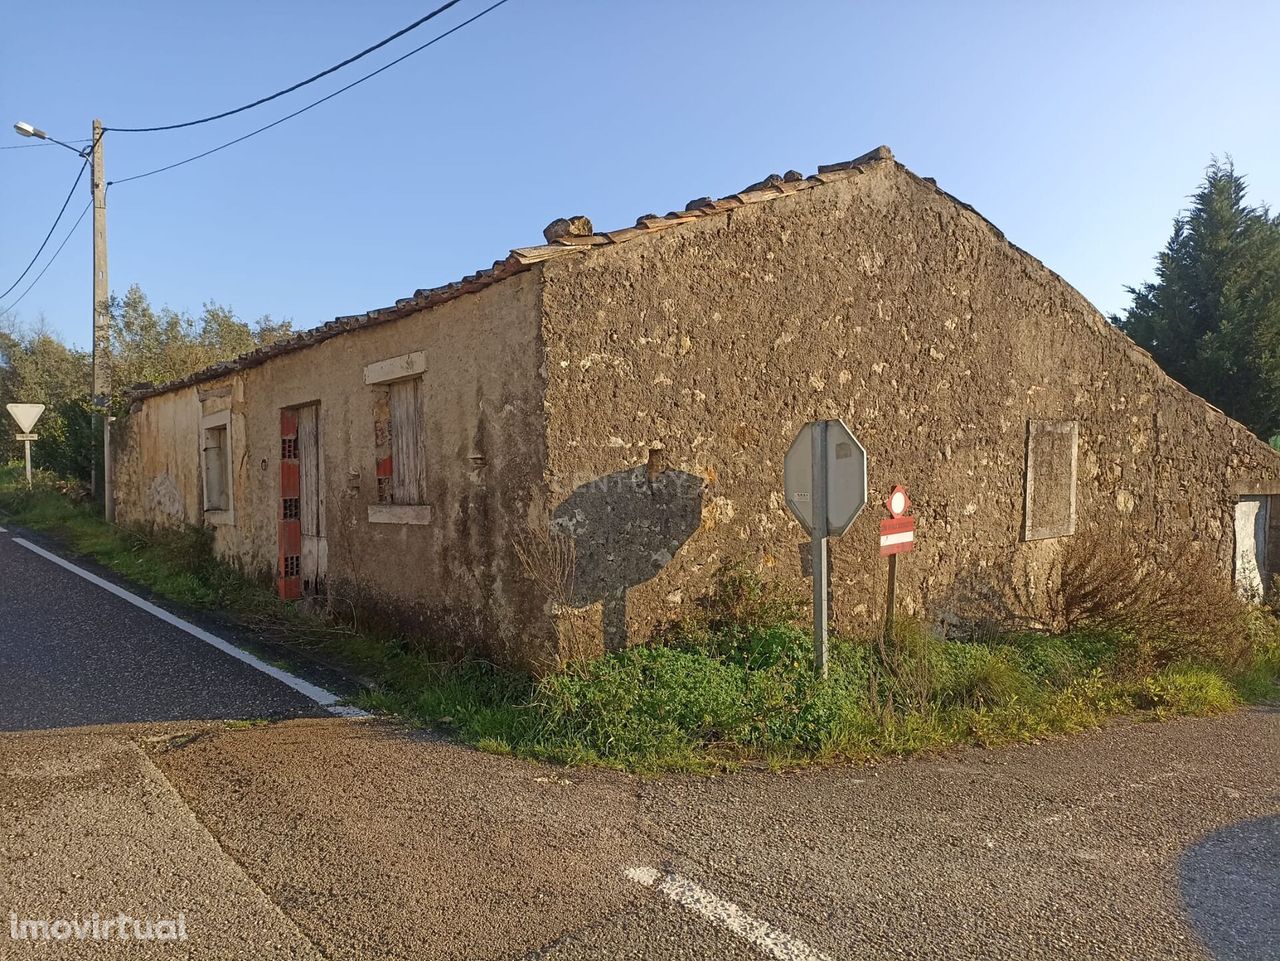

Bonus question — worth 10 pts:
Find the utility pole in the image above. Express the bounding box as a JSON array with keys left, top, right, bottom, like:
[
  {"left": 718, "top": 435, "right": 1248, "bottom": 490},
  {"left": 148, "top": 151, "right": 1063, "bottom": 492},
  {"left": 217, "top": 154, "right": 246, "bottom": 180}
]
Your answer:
[
  {"left": 91, "top": 119, "right": 110, "bottom": 513},
  {"left": 11, "top": 117, "right": 111, "bottom": 515}
]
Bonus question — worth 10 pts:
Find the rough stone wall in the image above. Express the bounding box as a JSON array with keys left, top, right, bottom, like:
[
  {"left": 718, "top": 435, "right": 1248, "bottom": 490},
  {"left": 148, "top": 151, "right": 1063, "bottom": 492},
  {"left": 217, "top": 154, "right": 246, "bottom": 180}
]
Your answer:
[
  {"left": 538, "top": 160, "right": 1280, "bottom": 651},
  {"left": 112, "top": 385, "right": 204, "bottom": 528},
  {"left": 112, "top": 271, "right": 557, "bottom": 670}
]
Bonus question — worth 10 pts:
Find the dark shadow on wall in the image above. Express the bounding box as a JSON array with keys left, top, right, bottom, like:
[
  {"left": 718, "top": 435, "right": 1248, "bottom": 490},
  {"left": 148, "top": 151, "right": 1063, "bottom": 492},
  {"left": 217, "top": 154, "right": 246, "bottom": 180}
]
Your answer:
[
  {"left": 1178, "top": 812, "right": 1280, "bottom": 961},
  {"left": 552, "top": 464, "right": 704, "bottom": 651}
]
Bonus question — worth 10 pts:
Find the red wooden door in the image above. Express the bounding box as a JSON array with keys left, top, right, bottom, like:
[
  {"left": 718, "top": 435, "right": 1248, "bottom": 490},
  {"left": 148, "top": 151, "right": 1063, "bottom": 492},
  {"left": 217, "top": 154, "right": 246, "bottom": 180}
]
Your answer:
[{"left": 277, "top": 408, "right": 302, "bottom": 600}]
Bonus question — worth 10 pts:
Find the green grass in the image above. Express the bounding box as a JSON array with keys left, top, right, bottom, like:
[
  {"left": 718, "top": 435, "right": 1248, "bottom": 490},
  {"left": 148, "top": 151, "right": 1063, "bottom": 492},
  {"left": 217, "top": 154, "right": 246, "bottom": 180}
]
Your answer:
[{"left": 3, "top": 463, "right": 1278, "bottom": 773}]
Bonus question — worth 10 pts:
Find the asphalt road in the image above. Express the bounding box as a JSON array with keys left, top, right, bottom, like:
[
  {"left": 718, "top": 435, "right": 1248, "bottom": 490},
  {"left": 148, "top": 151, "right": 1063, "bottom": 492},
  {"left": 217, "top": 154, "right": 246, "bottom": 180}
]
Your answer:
[
  {"left": 128, "top": 708, "right": 1280, "bottom": 960},
  {"left": 0, "top": 530, "right": 324, "bottom": 730}
]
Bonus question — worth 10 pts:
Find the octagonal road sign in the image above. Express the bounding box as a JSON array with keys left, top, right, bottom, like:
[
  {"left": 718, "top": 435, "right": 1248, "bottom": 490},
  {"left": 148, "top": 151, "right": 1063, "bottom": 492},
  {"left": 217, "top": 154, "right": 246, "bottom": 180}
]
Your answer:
[
  {"left": 784, "top": 418, "right": 868, "bottom": 537},
  {"left": 6, "top": 403, "right": 45, "bottom": 434}
]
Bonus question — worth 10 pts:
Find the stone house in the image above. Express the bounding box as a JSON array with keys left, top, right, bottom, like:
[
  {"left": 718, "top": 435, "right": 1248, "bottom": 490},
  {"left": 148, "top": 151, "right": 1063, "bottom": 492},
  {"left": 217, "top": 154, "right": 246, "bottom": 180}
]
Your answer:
[{"left": 110, "top": 146, "right": 1280, "bottom": 671}]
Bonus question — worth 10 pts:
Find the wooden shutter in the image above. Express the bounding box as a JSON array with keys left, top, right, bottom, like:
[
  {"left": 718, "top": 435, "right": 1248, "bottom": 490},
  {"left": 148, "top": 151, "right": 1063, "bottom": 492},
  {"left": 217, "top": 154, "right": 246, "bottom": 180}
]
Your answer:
[
  {"left": 296, "top": 405, "right": 321, "bottom": 538},
  {"left": 277, "top": 408, "right": 302, "bottom": 600},
  {"left": 389, "top": 378, "right": 424, "bottom": 505}
]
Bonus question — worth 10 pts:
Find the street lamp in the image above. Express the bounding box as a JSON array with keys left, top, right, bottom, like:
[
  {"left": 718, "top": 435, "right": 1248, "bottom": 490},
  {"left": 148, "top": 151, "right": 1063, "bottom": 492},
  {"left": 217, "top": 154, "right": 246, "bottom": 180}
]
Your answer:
[
  {"left": 14, "top": 117, "right": 109, "bottom": 515},
  {"left": 14, "top": 121, "right": 90, "bottom": 158}
]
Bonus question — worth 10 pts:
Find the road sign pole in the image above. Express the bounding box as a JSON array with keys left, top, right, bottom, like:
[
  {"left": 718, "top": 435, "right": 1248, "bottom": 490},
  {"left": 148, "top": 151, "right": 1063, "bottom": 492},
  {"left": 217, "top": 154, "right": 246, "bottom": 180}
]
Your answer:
[
  {"left": 810, "top": 420, "right": 829, "bottom": 677},
  {"left": 24, "top": 438, "right": 32, "bottom": 489},
  {"left": 884, "top": 553, "right": 897, "bottom": 641},
  {"left": 785, "top": 416, "right": 867, "bottom": 677},
  {"left": 879, "top": 485, "right": 915, "bottom": 643}
]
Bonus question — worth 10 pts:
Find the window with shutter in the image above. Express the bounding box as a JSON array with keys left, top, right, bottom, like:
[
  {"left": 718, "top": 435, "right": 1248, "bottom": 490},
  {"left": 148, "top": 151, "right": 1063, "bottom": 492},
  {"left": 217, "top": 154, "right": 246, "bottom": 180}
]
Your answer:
[
  {"left": 388, "top": 378, "right": 425, "bottom": 505},
  {"left": 364, "top": 352, "right": 431, "bottom": 524},
  {"left": 200, "top": 413, "right": 233, "bottom": 517}
]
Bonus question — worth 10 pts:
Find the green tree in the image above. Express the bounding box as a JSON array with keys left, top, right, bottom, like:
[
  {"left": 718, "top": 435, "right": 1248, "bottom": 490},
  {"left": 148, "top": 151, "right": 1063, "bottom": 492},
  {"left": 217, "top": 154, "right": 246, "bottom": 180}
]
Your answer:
[
  {"left": 0, "top": 315, "right": 92, "bottom": 474},
  {"left": 109, "top": 284, "right": 293, "bottom": 388},
  {"left": 1114, "top": 159, "right": 1280, "bottom": 438},
  {"left": 3, "top": 286, "right": 294, "bottom": 479}
]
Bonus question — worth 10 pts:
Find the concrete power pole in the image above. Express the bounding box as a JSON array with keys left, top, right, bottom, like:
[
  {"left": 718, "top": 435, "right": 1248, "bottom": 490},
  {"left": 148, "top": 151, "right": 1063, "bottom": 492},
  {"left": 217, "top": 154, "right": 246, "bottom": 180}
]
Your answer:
[{"left": 91, "top": 118, "right": 111, "bottom": 517}]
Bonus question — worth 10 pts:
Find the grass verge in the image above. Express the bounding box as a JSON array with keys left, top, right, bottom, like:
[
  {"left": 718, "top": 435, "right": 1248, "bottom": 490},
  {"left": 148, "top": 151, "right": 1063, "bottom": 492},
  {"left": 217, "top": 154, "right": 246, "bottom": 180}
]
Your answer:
[{"left": 3, "top": 464, "right": 1276, "bottom": 773}]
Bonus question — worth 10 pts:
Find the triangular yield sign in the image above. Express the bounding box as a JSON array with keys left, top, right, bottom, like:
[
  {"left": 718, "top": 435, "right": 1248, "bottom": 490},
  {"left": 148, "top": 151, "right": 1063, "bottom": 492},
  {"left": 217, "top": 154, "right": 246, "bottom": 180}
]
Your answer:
[{"left": 6, "top": 403, "right": 45, "bottom": 433}]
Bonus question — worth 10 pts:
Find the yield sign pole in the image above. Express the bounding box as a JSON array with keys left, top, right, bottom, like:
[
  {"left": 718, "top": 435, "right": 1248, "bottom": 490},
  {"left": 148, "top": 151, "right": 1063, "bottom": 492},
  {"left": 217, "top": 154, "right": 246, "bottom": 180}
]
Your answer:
[
  {"left": 810, "top": 421, "right": 830, "bottom": 677},
  {"left": 6, "top": 404, "right": 45, "bottom": 490}
]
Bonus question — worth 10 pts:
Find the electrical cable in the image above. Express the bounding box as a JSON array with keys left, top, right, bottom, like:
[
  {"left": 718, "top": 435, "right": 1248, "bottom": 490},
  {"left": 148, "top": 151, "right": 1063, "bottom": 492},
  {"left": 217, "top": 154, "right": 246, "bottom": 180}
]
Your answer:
[
  {"left": 1, "top": 140, "right": 92, "bottom": 150},
  {"left": 0, "top": 199, "right": 93, "bottom": 315},
  {"left": 109, "top": 0, "right": 513, "bottom": 187},
  {"left": 0, "top": 157, "right": 90, "bottom": 301},
  {"left": 104, "top": 0, "right": 466, "bottom": 133}
]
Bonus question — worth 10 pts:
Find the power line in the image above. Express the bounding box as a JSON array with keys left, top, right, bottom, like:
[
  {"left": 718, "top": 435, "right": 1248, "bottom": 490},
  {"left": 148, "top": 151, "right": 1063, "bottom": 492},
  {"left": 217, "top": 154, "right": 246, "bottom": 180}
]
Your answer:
[
  {"left": 109, "top": 0, "right": 513, "bottom": 187},
  {"left": 104, "top": 0, "right": 467, "bottom": 133},
  {"left": 0, "top": 157, "right": 90, "bottom": 301},
  {"left": 0, "top": 199, "right": 92, "bottom": 315},
  {"left": 1, "top": 140, "right": 92, "bottom": 150}
]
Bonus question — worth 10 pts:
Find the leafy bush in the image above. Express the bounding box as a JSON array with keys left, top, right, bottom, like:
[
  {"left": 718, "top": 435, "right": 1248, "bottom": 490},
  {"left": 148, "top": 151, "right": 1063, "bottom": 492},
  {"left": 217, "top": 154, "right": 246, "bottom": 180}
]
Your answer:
[
  {"left": 1134, "top": 665, "right": 1239, "bottom": 716},
  {"left": 996, "top": 628, "right": 1119, "bottom": 685},
  {"left": 1054, "top": 529, "right": 1253, "bottom": 672},
  {"left": 657, "top": 561, "right": 807, "bottom": 668},
  {"left": 934, "top": 642, "right": 1033, "bottom": 709},
  {"left": 533, "top": 646, "right": 749, "bottom": 764}
]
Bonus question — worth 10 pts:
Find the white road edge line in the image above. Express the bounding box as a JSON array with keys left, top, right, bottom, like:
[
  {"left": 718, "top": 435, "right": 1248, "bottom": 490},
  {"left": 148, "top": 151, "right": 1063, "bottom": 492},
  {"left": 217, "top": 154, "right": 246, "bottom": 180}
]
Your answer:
[
  {"left": 626, "top": 866, "right": 834, "bottom": 961},
  {"left": 11, "top": 537, "right": 367, "bottom": 718}
]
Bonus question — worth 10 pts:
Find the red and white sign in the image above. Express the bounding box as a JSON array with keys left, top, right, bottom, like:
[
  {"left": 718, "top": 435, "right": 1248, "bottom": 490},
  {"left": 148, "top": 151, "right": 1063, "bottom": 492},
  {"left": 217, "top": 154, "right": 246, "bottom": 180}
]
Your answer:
[{"left": 879, "top": 484, "right": 916, "bottom": 556}]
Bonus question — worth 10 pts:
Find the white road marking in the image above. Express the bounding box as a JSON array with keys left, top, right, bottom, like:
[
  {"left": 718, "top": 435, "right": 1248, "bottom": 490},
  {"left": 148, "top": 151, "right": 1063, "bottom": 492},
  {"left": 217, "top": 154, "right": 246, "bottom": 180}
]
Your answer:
[
  {"left": 0, "top": 525, "right": 8, "bottom": 532},
  {"left": 626, "top": 866, "right": 834, "bottom": 961},
  {"left": 11, "top": 537, "right": 366, "bottom": 717}
]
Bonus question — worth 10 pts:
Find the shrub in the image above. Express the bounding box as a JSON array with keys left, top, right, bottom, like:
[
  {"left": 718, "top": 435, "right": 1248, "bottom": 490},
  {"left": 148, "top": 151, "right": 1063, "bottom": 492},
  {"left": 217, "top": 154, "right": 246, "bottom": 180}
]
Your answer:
[
  {"left": 532, "top": 646, "right": 748, "bottom": 763},
  {"left": 1134, "top": 664, "right": 1239, "bottom": 716},
  {"left": 660, "top": 562, "right": 804, "bottom": 637},
  {"left": 657, "top": 562, "right": 811, "bottom": 671},
  {"left": 1054, "top": 530, "right": 1252, "bottom": 672},
  {"left": 744, "top": 641, "right": 877, "bottom": 752},
  {"left": 934, "top": 642, "right": 1033, "bottom": 709},
  {"left": 996, "top": 628, "right": 1119, "bottom": 685},
  {"left": 947, "top": 528, "right": 1256, "bottom": 674}
]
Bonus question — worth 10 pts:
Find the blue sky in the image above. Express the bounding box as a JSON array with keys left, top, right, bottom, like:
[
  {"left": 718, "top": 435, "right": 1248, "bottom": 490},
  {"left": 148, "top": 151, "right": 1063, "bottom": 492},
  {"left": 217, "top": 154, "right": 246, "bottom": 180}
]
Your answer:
[{"left": 3, "top": 0, "right": 1278, "bottom": 349}]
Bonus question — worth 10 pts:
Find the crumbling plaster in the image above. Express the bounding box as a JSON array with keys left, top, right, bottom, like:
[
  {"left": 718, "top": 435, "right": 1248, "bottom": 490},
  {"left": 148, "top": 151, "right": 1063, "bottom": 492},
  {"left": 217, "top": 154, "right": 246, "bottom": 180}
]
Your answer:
[{"left": 114, "top": 270, "right": 557, "bottom": 669}]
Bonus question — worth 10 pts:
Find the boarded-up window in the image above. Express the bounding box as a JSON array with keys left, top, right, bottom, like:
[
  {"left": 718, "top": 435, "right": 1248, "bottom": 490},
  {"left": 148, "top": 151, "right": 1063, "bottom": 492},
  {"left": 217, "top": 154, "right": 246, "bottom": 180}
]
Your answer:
[
  {"left": 202, "top": 423, "right": 231, "bottom": 513},
  {"left": 387, "top": 378, "right": 425, "bottom": 505},
  {"left": 1023, "top": 419, "right": 1077, "bottom": 540}
]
